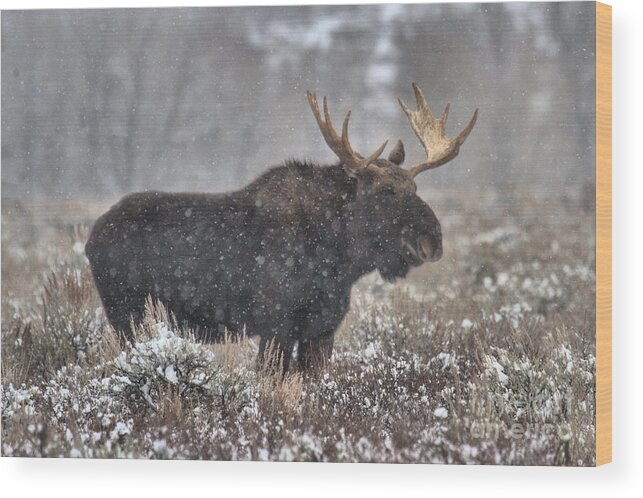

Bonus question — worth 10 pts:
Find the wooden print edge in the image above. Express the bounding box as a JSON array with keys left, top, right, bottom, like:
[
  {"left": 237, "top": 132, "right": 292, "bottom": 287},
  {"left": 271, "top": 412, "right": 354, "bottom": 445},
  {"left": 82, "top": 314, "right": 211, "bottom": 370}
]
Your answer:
[{"left": 595, "top": 1, "right": 612, "bottom": 466}]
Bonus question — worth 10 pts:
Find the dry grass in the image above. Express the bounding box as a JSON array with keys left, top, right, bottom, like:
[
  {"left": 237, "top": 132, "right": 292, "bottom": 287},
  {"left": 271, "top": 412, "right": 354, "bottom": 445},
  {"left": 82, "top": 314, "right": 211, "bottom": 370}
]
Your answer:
[{"left": 1, "top": 188, "right": 596, "bottom": 464}]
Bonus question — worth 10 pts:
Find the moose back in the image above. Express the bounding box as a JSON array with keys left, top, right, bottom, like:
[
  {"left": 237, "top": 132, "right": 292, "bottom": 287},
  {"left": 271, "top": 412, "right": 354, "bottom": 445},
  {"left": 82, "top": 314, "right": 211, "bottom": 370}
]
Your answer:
[{"left": 85, "top": 84, "right": 477, "bottom": 372}]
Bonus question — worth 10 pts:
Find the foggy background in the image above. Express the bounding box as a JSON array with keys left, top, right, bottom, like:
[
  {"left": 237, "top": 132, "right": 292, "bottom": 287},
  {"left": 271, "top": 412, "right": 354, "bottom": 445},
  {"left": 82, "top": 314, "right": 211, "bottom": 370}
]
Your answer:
[{"left": 1, "top": 2, "right": 596, "bottom": 201}]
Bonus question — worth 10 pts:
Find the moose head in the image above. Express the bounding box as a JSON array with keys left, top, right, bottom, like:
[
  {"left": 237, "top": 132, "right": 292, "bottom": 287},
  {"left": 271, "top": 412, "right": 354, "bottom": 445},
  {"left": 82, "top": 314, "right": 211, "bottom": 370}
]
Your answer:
[
  {"left": 86, "top": 82, "right": 478, "bottom": 372},
  {"left": 307, "top": 83, "right": 478, "bottom": 282}
]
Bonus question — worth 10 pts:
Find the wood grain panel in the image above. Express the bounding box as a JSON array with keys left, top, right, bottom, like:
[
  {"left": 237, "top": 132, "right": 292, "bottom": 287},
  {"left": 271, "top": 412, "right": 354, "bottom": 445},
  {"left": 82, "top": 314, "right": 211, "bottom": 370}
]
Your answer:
[{"left": 595, "top": 1, "right": 612, "bottom": 466}]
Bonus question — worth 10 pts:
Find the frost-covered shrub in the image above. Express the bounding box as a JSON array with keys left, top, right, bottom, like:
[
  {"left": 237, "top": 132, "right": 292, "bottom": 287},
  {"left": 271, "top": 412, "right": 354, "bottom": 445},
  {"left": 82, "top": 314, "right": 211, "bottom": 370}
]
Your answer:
[
  {"left": 1, "top": 319, "right": 259, "bottom": 458},
  {"left": 476, "top": 335, "right": 595, "bottom": 426},
  {"left": 340, "top": 294, "right": 437, "bottom": 363},
  {"left": 1, "top": 384, "right": 40, "bottom": 419},
  {"left": 114, "top": 322, "right": 256, "bottom": 416},
  {"left": 1, "top": 364, "right": 136, "bottom": 458},
  {"left": 1, "top": 193, "right": 597, "bottom": 464},
  {"left": 114, "top": 323, "right": 216, "bottom": 405},
  {"left": 2, "top": 266, "right": 108, "bottom": 384}
]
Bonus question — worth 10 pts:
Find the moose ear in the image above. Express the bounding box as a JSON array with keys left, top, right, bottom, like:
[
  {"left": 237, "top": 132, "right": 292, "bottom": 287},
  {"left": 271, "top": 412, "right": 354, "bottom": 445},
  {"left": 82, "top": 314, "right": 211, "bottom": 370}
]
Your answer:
[{"left": 387, "top": 139, "right": 405, "bottom": 165}]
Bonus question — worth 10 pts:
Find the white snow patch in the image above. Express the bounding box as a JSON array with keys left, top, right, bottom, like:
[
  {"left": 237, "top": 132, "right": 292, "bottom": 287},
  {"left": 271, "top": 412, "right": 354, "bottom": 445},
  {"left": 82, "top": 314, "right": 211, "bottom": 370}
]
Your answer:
[{"left": 434, "top": 407, "right": 448, "bottom": 418}]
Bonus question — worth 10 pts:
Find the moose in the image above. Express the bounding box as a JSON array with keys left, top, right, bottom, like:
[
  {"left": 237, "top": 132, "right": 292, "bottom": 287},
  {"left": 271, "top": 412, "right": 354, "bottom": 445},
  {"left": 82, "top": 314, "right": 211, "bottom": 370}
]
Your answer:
[{"left": 85, "top": 83, "right": 477, "bottom": 372}]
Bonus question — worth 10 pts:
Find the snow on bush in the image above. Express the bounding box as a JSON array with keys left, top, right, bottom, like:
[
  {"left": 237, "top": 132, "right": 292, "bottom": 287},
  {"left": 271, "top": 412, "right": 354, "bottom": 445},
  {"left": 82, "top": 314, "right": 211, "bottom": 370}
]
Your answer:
[
  {"left": 2, "top": 265, "right": 108, "bottom": 382},
  {"left": 478, "top": 340, "right": 595, "bottom": 424},
  {"left": 2, "top": 194, "right": 597, "bottom": 464},
  {"left": 113, "top": 322, "right": 256, "bottom": 414},
  {"left": 1, "top": 319, "right": 257, "bottom": 458}
]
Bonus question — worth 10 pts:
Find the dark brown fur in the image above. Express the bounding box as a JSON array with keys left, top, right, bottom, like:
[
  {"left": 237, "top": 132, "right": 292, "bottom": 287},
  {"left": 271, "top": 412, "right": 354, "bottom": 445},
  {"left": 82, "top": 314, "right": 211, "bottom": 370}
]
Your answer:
[{"left": 85, "top": 143, "right": 443, "bottom": 371}]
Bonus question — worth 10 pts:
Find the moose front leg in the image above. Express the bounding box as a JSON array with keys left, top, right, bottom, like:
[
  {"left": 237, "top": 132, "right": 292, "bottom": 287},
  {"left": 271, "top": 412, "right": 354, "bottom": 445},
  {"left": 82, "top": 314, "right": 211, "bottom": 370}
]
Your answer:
[{"left": 296, "top": 294, "right": 349, "bottom": 372}]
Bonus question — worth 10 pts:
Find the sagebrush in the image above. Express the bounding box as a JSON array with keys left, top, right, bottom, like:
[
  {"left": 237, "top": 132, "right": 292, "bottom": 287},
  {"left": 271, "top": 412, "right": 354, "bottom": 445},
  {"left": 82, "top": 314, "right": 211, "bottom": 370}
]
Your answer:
[{"left": 1, "top": 189, "right": 596, "bottom": 464}]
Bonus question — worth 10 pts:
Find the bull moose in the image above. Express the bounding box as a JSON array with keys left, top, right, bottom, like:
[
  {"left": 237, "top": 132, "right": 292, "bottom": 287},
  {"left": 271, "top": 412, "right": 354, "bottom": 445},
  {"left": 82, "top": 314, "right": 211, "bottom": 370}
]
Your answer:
[{"left": 85, "top": 83, "right": 477, "bottom": 372}]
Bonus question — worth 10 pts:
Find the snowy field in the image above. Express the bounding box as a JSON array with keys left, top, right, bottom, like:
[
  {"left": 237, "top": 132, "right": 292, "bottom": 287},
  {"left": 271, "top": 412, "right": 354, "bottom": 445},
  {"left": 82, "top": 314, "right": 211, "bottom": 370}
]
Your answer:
[{"left": 1, "top": 188, "right": 596, "bottom": 464}]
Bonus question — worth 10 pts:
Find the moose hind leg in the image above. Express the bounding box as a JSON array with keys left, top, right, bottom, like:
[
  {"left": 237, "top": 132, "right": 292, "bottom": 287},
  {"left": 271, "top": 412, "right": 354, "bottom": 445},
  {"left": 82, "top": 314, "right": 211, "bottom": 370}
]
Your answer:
[
  {"left": 297, "top": 333, "right": 335, "bottom": 372},
  {"left": 257, "top": 334, "right": 296, "bottom": 374},
  {"left": 99, "top": 292, "right": 146, "bottom": 343}
]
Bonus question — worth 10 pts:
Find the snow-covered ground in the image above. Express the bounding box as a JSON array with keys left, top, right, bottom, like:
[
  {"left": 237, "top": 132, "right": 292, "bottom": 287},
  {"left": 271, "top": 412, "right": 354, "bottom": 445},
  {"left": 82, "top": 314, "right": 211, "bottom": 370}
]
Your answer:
[{"left": 1, "top": 189, "right": 596, "bottom": 464}]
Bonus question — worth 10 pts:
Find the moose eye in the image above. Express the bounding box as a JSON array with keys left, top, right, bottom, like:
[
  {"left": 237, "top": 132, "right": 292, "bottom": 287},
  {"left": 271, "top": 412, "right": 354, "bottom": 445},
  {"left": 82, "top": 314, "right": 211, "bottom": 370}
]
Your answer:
[{"left": 380, "top": 186, "right": 396, "bottom": 196}]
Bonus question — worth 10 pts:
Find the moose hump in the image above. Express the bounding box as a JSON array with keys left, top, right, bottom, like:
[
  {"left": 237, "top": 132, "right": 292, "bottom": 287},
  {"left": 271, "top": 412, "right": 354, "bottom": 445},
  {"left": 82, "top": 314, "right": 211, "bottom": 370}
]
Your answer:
[{"left": 86, "top": 83, "right": 477, "bottom": 372}]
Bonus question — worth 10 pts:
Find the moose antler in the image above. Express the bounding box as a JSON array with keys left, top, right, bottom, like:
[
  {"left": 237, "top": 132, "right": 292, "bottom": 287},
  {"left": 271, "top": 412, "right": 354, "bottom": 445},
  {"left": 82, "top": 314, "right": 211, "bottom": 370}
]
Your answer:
[
  {"left": 307, "top": 91, "right": 388, "bottom": 173},
  {"left": 399, "top": 83, "right": 478, "bottom": 178}
]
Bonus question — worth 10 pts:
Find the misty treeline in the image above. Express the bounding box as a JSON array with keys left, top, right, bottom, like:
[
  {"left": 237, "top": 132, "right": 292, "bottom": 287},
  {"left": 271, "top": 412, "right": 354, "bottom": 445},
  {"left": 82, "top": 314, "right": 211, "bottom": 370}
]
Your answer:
[{"left": 1, "top": 3, "right": 595, "bottom": 200}]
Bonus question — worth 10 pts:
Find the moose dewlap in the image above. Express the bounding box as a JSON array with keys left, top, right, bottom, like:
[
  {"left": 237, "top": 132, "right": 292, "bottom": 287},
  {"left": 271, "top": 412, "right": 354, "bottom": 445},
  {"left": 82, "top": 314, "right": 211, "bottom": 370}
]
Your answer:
[{"left": 85, "top": 83, "right": 477, "bottom": 372}]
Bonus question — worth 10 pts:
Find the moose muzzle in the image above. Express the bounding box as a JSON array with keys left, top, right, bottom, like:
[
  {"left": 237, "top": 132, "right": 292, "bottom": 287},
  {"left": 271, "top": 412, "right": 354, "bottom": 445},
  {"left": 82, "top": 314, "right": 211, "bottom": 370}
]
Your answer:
[
  {"left": 418, "top": 234, "right": 442, "bottom": 262},
  {"left": 401, "top": 229, "right": 442, "bottom": 264}
]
